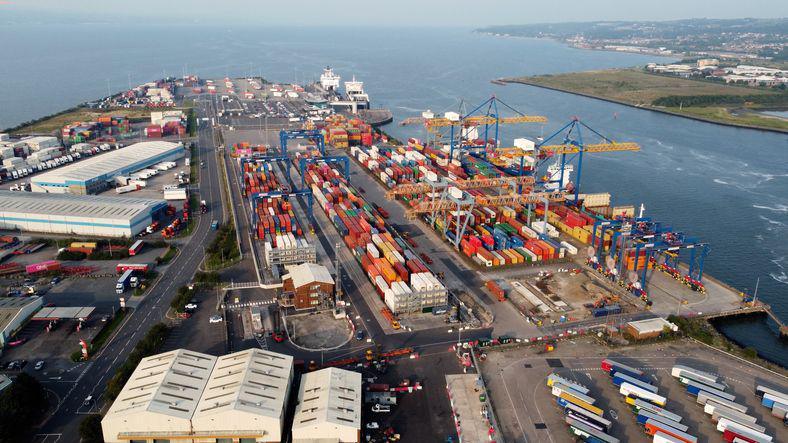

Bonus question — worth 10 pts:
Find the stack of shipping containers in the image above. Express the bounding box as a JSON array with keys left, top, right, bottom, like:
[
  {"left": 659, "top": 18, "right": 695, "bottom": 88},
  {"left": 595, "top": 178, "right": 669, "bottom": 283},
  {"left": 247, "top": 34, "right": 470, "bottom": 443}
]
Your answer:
[
  {"left": 302, "top": 157, "right": 447, "bottom": 314},
  {"left": 241, "top": 159, "right": 314, "bottom": 267}
]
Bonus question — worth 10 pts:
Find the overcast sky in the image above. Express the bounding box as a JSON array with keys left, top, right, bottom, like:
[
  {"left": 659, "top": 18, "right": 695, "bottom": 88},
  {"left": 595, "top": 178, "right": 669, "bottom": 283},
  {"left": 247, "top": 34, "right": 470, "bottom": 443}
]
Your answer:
[{"left": 3, "top": 0, "right": 787, "bottom": 25}]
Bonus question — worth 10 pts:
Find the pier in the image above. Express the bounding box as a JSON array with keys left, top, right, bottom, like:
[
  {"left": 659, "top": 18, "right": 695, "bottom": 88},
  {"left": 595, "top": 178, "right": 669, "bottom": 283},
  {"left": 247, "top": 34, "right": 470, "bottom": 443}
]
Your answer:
[{"left": 701, "top": 304, "right": 788, "bottom": 337}]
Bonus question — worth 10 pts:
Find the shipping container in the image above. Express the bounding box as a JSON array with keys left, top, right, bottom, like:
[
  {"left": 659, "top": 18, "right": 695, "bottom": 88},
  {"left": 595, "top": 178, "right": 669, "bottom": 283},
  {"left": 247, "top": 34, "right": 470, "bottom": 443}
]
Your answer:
[
  {"left": 636, "top": 410, "right": 688, "bottom": 432},
  {"left": 644, "top": 419, "right": 697, "bottom": 443},
  {"left": 565, "top": 417, "right": 619, "bottom": 443},
  {"left": 557, "top": 392, "right": 604, "bottom": 417},
  {"left": 611, "top": 371, "right": 657, "bottom": 393},
  {"left": 551, "top": 383, "right": 596, "bottom": 405},
  {"left": 128, "top": 240, "right": 144, "bottom": 256},
  {"left": 697, "top": 392, "right": 747, "bottom": 413},
  {"left": 547, "top": 374, "right": 590, "bottom": 395},
  {"left": 686, "top": 380, "right": 735, "bottom": 402},
  {"left": 716, "top": 418, "right": 772, "bottom": 442},
  {"left": 633, "top": 398, "right": 683, "bottom": 423},
  {"left": 704, "top": 401, "right": 758, "bottom": 424},
  {"left": 671, "top": 365, "right": 719, "bottom": 385},
  {"left": 755, "top": 385, "right": 788, "bottom": 404},
  {"left": 563, "top": 402, "right": 612, "bottom": 432},
  {"left": 620, "top": 382, "right": 666, "bottom": 407},
  {"left": 678, "top": 373, "right": 727, "bottom": 392}
]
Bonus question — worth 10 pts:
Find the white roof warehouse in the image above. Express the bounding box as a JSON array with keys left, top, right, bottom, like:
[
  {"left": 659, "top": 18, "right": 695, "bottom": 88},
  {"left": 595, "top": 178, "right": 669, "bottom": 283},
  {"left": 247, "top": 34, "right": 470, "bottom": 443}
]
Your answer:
[
  {"left": 102, "top": 348, "right": 295, "bottom": 443},
  {"left": 31, "top": 140, "right": 184, "bottom": 194},
  {"left": 0, "top": 191, "right": 168, "bottom": 237}
]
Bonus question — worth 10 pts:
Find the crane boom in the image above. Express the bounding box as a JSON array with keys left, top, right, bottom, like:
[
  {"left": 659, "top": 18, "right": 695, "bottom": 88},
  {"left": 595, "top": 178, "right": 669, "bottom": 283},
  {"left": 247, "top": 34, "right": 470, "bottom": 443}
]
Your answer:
[
  {"left": 539, "top": 142, "right": 640, "bottom": 155},
  {"left": 385, "top": 176, "right": 535, "bottom": 199},
  {"left": 425, "top": 114, "right": 548, "bottom": 128},
  {"left": 405, "top": 191, "right": 564, "bottom": 219}
]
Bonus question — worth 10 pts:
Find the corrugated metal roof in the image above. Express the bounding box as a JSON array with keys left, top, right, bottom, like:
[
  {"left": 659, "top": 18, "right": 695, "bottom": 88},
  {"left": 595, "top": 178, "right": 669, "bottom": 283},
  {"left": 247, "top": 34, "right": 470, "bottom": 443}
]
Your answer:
[
  {"left": 31, "top": 141, "right": 182, "bottom": 184},
  {"left": 0, "top": 191, "right": 165, "bottom": 220},
  {"left": 0, "top": 296, "right": 41, "bottom": 332},
  {"left": 293, "top": 367, "right": 361, "bottom": 430},
  {"left": 104, "top": 349, "right": 217, "bottom": 420},
  {"left": 194, "top": 349, "right": 293, "bottom": 422},
  {"left": 284, "top": 263, "right": 334, "bottom": 289}
]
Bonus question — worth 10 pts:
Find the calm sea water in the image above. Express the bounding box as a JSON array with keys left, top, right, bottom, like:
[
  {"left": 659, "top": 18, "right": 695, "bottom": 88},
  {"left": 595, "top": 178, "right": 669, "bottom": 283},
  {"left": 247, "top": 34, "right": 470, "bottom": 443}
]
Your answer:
[{"left": 2, "top": 25, "right": 787, "bottom": 365}]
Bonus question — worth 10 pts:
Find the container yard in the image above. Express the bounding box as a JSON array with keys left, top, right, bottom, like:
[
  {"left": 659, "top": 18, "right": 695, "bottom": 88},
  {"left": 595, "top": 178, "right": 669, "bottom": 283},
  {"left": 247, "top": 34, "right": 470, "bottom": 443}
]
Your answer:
[
  {"left": 239, "top": 155, "right": 316, "bottom": 268},
  {"left": 300, "top": 155, "right": 448, "bottom": 314}
]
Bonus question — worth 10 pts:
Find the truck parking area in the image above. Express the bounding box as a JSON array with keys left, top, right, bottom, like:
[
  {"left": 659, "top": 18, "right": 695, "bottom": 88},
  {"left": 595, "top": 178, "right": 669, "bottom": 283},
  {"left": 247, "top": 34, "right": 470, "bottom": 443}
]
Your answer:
[{"left": 480, "top": 337, "right": 788, "bottom": 443}]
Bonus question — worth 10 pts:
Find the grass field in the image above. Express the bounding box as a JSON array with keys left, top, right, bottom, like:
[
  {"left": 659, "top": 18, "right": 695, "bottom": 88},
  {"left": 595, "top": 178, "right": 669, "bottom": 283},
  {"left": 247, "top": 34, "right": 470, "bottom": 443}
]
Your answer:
[
  {"left": 9, "top": 107, "right": 153, "bottom": 135},
  {"left": 505, "top": 69, "right": 788, "bottom": 131}
]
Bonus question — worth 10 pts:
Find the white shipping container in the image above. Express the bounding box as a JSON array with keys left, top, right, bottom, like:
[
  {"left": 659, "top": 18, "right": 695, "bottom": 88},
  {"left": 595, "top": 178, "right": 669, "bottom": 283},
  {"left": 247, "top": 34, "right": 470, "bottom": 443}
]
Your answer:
[{"left": 560, "top": 241, "right": 578, "bottom": 255}]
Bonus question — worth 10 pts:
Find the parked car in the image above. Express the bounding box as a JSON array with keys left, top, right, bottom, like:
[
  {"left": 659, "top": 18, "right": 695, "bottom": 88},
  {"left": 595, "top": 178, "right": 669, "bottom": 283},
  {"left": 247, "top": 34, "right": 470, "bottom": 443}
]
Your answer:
[
  {"left": 371, "top": 404, "right": 390, "bottom": 413},
  {"left": 50, "top": 277, "right": 61, "bottom": 285},
  {"left": 184, "top": 303, "right": 198, "bottom": 311},
  {"left": 366, "top": 422, "right": 379, "bottom": 429},
  {"left": 356, "top": 330, "right": 365, "bottom": 341},
  {"left": 209, "top": 315, "right": 223, "bottom": 324},
  {"left": 34, "top": 361, "right": 45, "bottom": 371}
]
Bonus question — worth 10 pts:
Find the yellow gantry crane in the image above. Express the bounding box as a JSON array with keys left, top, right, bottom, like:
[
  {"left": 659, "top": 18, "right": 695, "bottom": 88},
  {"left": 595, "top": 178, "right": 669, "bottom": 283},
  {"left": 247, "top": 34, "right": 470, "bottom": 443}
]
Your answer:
[
  {"left": 404, "top": 191, "right": 564, "bottom": 220},
  {"left": 399, "top": 97, "right": 548, "bottom": 160},
  {"left": 385, "top": 175, "right": 535, "bottom": 200}
]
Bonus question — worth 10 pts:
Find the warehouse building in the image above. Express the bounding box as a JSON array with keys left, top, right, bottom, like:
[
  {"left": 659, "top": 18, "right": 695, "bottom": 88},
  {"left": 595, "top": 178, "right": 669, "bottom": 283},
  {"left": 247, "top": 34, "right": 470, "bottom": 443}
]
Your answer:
[
  {"left": 282, "top": 262, "right": 335, "bottom": 310},
  {"left": 101, "top": 348, "right": 294, "bottom": 443},
  {"left": 192, "top": 349, "right": 294, "bottom": 442},
  {"left": 625, "top": 317, "right": 678, "bottom": 340},
  {"left": 292, "top": 367, "right": 362, "bottom": 443},
  {"left": 0, "top": 296, "right": 42, "bottom": 347},
  {"left": 31, "top": 140, "right": 183, "bottom": 194},
  {"left": 0, "top": 191, "right": 168, "bottom": 237}
]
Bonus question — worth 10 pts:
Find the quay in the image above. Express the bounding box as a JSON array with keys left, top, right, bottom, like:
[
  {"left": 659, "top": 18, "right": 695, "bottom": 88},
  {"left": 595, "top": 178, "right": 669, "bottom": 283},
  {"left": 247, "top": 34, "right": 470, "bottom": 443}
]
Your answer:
[{"left": 701, "top": 304, "right": 788, "bottom": 337}]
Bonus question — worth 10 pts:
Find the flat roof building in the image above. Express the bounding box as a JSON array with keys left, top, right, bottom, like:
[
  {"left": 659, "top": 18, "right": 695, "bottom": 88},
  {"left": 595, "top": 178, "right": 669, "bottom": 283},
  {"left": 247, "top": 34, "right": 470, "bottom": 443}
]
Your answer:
[
  {"left": 0, "top": 296, "right": 42, "bottom": 347},
  {"left": 282, "top": 263, "right": 335, "bottom": 310},
  {"left": 101, "top": 348, "right": 295, "bottom": 443},
  {"left": 625, "top": 317, "right": 678, "bottom": 340},
  {"left": 292, "top": 367, "right": 362, "bottom": 443},
  {"left": 31, "top": 141, "right": 183, "bottom": 194},
  {"left": 0, "top": 191, "right": 167, "bottom": 238}
]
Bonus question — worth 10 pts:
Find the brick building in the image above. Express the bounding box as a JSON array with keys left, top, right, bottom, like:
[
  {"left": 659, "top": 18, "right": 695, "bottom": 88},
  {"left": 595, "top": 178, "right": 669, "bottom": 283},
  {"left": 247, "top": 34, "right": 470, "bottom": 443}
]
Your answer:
[{"left": 282, "top": 262, "right": 335, "bottom": 309}]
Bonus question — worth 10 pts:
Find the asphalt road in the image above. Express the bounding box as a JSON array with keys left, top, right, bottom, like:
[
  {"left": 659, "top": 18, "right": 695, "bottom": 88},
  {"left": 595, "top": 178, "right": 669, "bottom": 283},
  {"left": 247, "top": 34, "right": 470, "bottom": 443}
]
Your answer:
[{"left": 34, "top": 96, "right": 225, "bottom": 442}]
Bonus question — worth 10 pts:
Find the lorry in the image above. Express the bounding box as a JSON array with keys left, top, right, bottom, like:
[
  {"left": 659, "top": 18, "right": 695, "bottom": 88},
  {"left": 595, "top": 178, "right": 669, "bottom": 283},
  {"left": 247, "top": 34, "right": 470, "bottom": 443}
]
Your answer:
[
  {"left": 128, "top": 240, "right": 144, "bottom": 256},
  {"left": 116, "top": 269, "right": 134, "bottom": 294}
]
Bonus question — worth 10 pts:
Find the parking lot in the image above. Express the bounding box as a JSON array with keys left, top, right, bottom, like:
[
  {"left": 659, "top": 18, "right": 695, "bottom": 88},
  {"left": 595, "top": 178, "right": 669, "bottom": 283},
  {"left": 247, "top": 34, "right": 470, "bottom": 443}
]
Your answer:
[
  {"left": 359, "top": 349, "right": 464, "bottom": 443},
  {"left": 480, "top": 337, "right": 788, "bottom": 443}
]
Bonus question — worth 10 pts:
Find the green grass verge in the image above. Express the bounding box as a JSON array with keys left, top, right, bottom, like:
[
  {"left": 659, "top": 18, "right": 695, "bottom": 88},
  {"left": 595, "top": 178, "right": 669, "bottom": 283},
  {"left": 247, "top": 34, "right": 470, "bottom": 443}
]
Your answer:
[
  {"left": 8, "top": 107, "right": 151, "bottom": 135},
  {"left": 205, "top": 223, "right": 240, "bottom": 270},
  {"left": 157, "top": 245, "right": 178, "bottom": 265}
]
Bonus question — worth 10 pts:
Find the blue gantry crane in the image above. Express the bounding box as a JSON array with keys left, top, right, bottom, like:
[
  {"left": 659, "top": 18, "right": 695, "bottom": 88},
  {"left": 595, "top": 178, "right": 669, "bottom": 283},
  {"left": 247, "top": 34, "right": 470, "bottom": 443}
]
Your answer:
[
  {"left": 279, "top": 129, "right": 325, "bottom": 156},
  {"left": 298, "top": 156, "right": 350, "bottom": 188},
  {"left": 249, "top": 190, "right": 314, "bottom": 223},
  {"left": 239, "top": 154, "right": 294, "bottom": 194},
  {"left": 533, "top": 118, "right": 640, "bottom": 202}
]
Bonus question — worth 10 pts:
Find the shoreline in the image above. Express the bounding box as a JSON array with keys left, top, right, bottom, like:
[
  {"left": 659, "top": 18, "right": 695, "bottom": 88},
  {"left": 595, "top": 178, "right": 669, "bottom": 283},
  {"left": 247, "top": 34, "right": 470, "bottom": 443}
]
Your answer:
[{"left": 498, "top": 78, "right": 788, "bottom": 135}]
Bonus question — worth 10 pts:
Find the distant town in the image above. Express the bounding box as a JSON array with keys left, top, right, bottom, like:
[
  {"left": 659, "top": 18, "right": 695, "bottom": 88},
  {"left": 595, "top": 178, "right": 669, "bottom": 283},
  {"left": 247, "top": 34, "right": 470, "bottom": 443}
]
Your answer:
[
  {"left": 646, "top": 60, "right": 787, "bottom": 88},
  {"left": 477, "top": 18, "right": 788, "bottom": 67}
]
